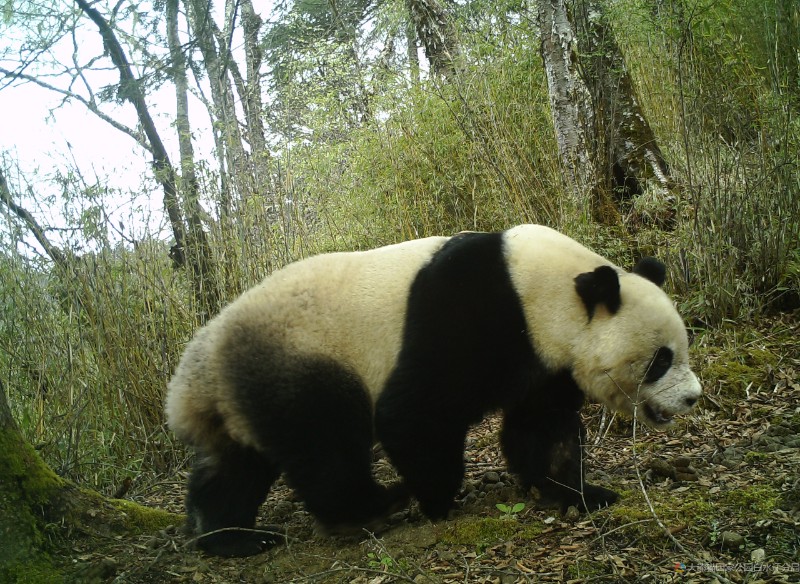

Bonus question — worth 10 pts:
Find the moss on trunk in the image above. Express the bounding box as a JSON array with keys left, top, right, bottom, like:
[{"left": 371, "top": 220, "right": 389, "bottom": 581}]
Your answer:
[
  {"left": 1, "top": 387, "right": 181, "bottom": 583},
  {"left": 0, "top": 423, "right": 66, "bottom": 582}
]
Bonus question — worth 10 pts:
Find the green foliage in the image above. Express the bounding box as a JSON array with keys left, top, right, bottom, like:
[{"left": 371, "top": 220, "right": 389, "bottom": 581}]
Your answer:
[
  {"left": 691, "top": 320, "right": 793, "bottom": 398},
  {"left": 273, "top": 23, "right": 567, "bottom": 244},
  {"left": 495, "top": 502, "right": 525, "bottom": 519},
  {"left": 614, "top": 0, "right": 800, "bottom": 324},
  {"left": 0, "top": 240, "right": 193, "bottom": 489}
]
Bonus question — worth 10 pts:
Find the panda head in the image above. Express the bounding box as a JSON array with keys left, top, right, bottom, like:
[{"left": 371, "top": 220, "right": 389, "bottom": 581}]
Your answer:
[{"left": 571, "top": 257, "right": 702, "bottom": 429}]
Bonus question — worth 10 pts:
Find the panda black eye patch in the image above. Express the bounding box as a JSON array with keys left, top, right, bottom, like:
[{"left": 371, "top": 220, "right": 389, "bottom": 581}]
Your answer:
[{"left": 644, "top": 346, "right": 673, "bottom": 383}]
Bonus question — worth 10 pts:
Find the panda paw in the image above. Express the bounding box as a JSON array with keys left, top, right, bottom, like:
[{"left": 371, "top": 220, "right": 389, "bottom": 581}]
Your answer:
[
  {"left": 195, "top": 525, "right": 285, "bottom": 557},
  {"left": 576, "top": 483, "right": 619, "bottom": 511}
]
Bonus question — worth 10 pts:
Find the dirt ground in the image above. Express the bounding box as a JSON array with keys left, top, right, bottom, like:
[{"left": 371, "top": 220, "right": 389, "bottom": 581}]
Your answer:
[{"left": 65, "top": 317, "right": 800, "bottom": 584}]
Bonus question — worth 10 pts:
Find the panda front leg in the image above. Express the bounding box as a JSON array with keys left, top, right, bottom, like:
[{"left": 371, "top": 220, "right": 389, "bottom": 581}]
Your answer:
[
  {"left": 186, "top": 443, "right": 284, "bottom": 557},
  {"left": 501, "top": 405, "right": 618, "bottom": 512}
]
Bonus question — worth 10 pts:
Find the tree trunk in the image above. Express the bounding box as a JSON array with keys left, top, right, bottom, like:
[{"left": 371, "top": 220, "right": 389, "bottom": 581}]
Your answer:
[
  {"left": 1, "top": 382, "right": 181, "bottom": 582},
  {"left": 240, "top": 0, "right": 271, "bottom": 169},
  {"left": 537, "top": 0, "right": 601, "bottom": 218},
  {"left": 574, "top": 1, "right": 674, "bottom": 207},
  {"left": 0, "top": 379, "right": 62, "bottom": 581},
  {"left": 406, "top": 18, "right": 421, "bottom": 85},
  {"left": 537, "top": 0, "right": 675, "bottom": 226},
  {"left": 407, "top": 0, "right": 460, "bottom": 78},
  {"left": 184, "top": 0, "right": 250, "bottom": 212}
]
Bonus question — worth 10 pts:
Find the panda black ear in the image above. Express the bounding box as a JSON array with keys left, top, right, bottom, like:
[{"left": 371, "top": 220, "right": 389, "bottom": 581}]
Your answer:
[
  {"left": 574, "top": 265, "right": 621, "bottom": 320},
  {"left": 633, "top": 257, "right": 667, "bottom": 287}
]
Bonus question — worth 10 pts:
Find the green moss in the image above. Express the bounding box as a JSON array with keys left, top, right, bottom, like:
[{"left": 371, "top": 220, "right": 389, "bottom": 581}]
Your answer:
[
  {"left": 439, "top": 517, "right": 544, "bottom": 546},
  {"left": 0, "top": 558, "right": 64, "bottom": 584},
  {"left": 566, "top": 560, "right": 610, "bottom": 580},
  {"left": 607, "top": 488, "right": 715, "bottom": 537},
  {"left": 0, "top": 428, "right": 64, "bottom": 508},
  {"left": 0, "top": 428, "right": 65, "bottom": 583},
  {"left": 694, "top": 325, "right": 787, "bottom": 398},
  {"left": 744, "top": 451, "right": 770, "bottom": 463},
  {"left": 111, "top": 499, "right": 183, "bottom": 534},
  {"left": 717, "top": 486, "right": 779, "bottom": 519}
]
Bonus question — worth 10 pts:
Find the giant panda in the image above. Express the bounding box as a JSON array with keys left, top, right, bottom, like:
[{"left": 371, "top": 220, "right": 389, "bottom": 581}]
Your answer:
[{"left": 165, "top": 224, "right": 702, "bottom": 557}]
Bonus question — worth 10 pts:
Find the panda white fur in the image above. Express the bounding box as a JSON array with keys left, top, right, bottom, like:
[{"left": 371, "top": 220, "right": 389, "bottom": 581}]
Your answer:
[{"left": 166, "top": 225, "right": 702, "bottom": 557}]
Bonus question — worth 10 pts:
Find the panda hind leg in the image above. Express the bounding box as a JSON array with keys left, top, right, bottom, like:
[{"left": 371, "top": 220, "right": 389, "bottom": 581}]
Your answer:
[
  {"left": 255, "top": 359, "right": 409, "bottom": 534},
  {"left": 186, "top": 442, "right": 284, "bottom": 557},
  {"left": 501, "top": 405, "right": 618, "bottom": 513}
]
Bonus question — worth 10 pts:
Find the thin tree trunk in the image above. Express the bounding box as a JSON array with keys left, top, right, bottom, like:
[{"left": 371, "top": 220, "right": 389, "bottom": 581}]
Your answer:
[
  {"left": 185, "top": 0, "right": 249, "bottom": 211},
  {"left": 166, "top": 0, "right": 221, "bottom": 321},
  {"left": 0, "top": 169, "right": 67, "bottom": 268},
  {"left": 75, "top": 0, "right": 188, "bottom": 264},
  {"left": 406, "top": 18, "right": 420, "bottom": 85},
  {"left": 241, "top": 0, "right": 269, "bottom": 162},
  {"left": 76, "top": 0, "right": 220, "bottom": 317}
]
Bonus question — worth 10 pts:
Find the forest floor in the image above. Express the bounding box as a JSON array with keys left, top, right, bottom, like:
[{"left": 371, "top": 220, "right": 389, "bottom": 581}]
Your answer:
[{"left": 62, "top": 314, "right": 800, "bottom": 584}]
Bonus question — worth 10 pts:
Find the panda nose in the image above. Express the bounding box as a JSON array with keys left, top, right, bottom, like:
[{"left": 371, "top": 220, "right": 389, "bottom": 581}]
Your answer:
[{"left": 684, "top": 396, "right": 698, "bottom": 408}]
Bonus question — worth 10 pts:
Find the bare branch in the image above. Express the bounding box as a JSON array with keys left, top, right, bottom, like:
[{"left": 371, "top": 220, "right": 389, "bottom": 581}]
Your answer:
[
  {"left": 0, "top": 66, "right": 151, "bottom": 153},
  {"left": 0, "top": 167, "right": 67, "bottom": 268}
]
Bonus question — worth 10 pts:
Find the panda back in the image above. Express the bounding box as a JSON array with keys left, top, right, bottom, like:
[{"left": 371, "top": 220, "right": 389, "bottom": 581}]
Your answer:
[{"left": 165, "top": 235, "right": 450, "bottom": 451}]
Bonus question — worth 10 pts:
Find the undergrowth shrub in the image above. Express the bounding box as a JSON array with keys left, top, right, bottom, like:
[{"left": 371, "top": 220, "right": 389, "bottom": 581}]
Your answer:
[
  {"left": 615, "top": 0, "right": 800, "bottom": 324},
  {"left": 0, "top": 240, "right": 192, "bottom": 490}
]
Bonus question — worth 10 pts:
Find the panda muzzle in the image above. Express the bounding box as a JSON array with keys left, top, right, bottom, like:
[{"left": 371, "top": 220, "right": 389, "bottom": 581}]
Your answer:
[{"left": 643, "top": 402, "right": 674, "bottom": 426}]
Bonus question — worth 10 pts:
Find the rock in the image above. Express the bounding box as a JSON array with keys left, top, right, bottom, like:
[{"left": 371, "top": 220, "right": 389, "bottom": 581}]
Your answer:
[
  {"left": 750, "top": 548, "right": 766, "bottom": 563},
  {"left": 272, "top": 500, "right": 294, "bottom": 521},
  {"left": 483, "top": 471, "right": 501, "bottom": 484},
  {"left": 564, "top": 505, "right": 580, "bottom": 522},
  {"left": 462, "top": 492, "right": 478, "bottom": 506},
  {"left": 78, "top": 558, "right": 118, "bottom": 583},
  {"left": 720, "top": 531, "right": 745, "bottom": 550}
]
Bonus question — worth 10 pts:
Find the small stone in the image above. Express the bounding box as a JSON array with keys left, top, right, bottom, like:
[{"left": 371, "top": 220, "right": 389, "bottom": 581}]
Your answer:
[
  {"left": 750, "top": 548, "right": 766, "bottom": 563},
  {"left": 483, "top": 471, "right": 501, "bottom": 484},
  {"left": 720, "top": 531, "right": 745, "bottom": 550},
  {"left": 564, "top": 505, "right": 580, "bottom": 522}
]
